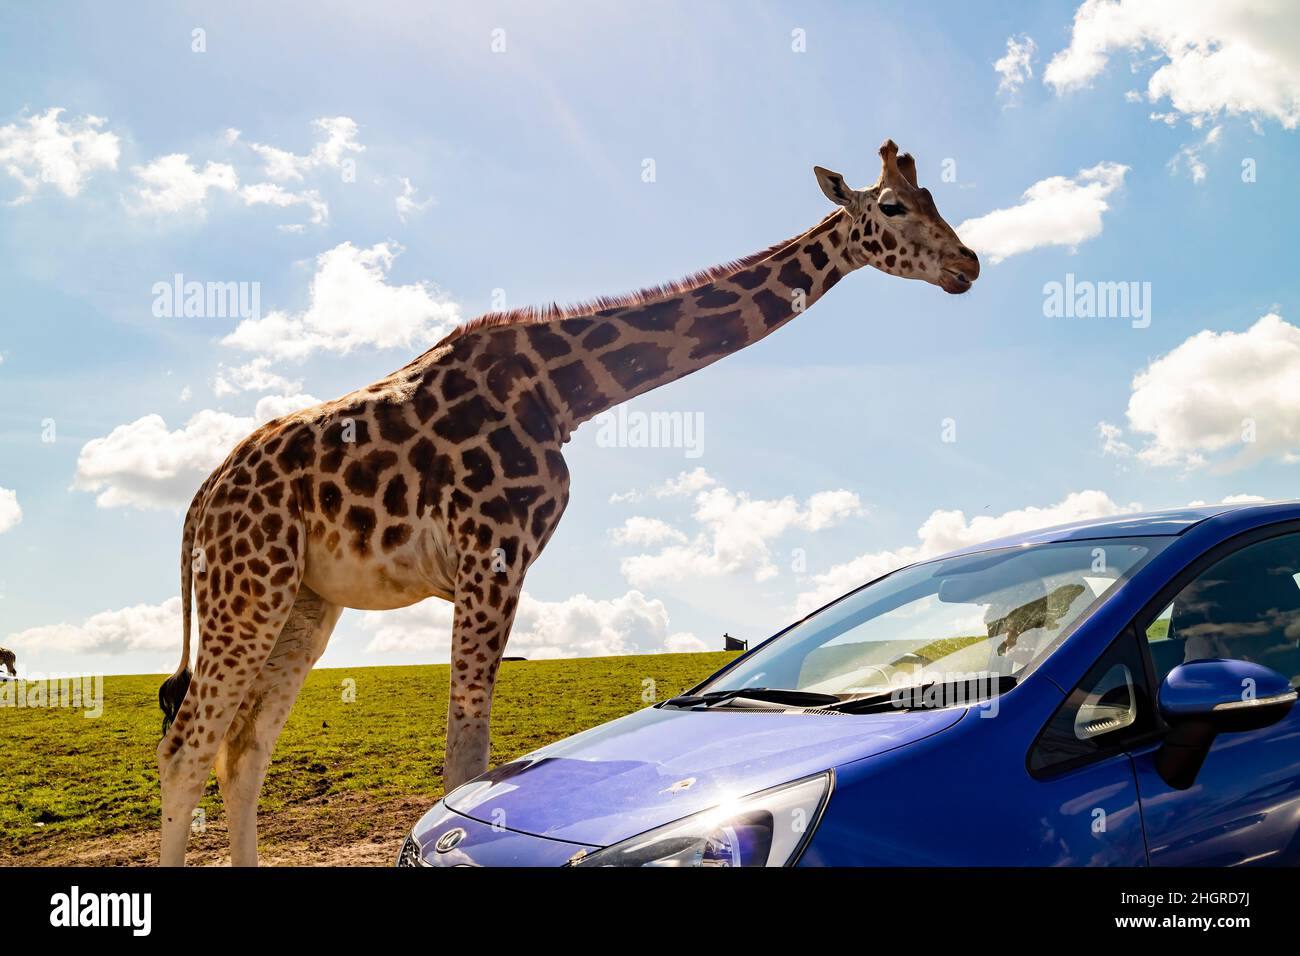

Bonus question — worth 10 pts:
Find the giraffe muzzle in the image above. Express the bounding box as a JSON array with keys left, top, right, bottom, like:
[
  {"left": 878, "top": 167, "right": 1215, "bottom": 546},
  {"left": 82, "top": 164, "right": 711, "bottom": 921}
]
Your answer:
[
  {"left": 940, "top": 247, "right": 979, "bottom": 294},
  {"left": 940, "top": 268, "right": 974, "bottom": 294}
]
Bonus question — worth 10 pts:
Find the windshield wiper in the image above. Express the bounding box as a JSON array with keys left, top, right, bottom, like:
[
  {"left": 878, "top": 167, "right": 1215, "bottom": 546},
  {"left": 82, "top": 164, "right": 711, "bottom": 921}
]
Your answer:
[
  {"left": 663, "top": 686, "right": 843, "bottom": 710},
  {"left": 830, "top": 675, "right": 1017, "bottom": 714}
]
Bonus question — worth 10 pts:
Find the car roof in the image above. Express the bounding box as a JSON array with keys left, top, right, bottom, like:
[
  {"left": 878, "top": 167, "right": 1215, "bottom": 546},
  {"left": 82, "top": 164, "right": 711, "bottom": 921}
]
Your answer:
[{"left": 932, "top": 500, "right": 1300, "bottom": 560}]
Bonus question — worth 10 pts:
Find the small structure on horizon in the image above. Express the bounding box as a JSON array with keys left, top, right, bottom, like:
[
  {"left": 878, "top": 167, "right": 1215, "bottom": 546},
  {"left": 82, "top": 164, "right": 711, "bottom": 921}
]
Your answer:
[{"left": 723, "top": 633, "right": 748, "bottom": 652}]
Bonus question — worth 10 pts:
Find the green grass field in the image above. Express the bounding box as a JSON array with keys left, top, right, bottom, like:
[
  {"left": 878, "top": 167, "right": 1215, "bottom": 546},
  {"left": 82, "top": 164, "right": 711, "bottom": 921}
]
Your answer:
[{"left": 0, "top": 652, "right": 736, "bottom": 861}]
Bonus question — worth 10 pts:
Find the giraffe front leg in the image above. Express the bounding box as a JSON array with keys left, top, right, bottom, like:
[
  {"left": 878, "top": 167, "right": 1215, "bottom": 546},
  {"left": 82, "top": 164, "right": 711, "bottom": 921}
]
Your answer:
[
  {"left": 439, "top": 444, "right": 569, "bottom": 792},
  {"left": 443, "top": 582, "right": 522, "bottom": 792}
]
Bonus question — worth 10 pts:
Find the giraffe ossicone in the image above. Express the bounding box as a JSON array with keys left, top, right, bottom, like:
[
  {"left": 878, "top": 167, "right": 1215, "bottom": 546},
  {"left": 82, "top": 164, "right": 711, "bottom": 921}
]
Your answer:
[{"left": 156, "top": 138, "right": 978, "bottom": 866}]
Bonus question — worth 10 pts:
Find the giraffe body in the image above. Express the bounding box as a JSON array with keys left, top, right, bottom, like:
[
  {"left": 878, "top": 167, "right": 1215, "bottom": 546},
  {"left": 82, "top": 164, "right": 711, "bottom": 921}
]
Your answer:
[{"left": 157, "top": 140, "right": 978, "bottom": 865}]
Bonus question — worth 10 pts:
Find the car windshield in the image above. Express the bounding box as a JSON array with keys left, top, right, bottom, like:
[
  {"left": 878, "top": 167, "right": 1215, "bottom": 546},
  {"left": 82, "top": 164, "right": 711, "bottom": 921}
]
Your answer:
[{"left": 700, "top": 537, "right": 1169, "bottom": 700}]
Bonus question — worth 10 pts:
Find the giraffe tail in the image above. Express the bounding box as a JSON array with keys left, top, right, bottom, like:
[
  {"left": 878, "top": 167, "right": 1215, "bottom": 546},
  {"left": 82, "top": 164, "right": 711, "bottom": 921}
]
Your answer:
[{"left": 159, "top": 479, "right": 207, "bottom": 736}]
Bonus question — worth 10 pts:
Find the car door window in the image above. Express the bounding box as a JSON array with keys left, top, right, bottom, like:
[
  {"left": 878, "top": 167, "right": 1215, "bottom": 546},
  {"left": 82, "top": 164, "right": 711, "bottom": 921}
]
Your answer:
[{"left": 1141, "top": 533, "right": 1300, "bottom": 687}]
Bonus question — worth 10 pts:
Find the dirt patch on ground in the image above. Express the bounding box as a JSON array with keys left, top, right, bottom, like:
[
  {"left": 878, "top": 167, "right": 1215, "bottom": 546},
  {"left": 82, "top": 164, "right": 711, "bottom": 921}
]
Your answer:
[{"left": 2, "top": 791, "right": 432, "bottom": 867}]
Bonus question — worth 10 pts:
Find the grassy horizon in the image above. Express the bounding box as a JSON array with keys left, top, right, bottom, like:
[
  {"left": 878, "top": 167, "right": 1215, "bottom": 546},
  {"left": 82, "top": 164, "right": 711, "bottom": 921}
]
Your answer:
[{"left": 0, "top": 651, "right": 736, "bottom": 857}]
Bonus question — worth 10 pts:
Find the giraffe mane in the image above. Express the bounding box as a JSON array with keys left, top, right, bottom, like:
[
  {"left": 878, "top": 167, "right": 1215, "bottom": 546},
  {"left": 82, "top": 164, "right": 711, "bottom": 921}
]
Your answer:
[{"left": 435, "top": 211, "right": 841, "bottom": 347}]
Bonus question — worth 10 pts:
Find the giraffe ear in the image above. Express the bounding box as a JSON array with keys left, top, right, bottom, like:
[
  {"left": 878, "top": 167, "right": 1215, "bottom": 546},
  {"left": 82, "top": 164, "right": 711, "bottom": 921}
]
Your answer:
[
  {"left": 896, "top": 152, "right": 919, "bottom": 188},
  {"left": 813, "top": 166, "right": 854, "bottom": 207}
]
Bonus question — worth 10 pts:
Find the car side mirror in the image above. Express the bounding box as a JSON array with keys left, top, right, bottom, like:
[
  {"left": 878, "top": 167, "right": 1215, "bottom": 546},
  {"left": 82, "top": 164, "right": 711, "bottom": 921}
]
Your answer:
[{"left": 1155, "top": 658, "right": 1296, "bottom": 790}]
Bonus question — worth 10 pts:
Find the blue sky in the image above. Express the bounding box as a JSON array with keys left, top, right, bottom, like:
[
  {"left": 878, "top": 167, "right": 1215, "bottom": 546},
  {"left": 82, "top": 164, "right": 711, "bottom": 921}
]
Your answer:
[{"left": 2, "top": 0, "right": 1298, "bottom": 676}]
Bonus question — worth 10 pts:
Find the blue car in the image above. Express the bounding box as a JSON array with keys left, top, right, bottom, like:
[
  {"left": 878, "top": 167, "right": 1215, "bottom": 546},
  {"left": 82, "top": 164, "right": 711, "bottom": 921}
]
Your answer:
[{"left": 399, "top": 502, "right": 1300, "bottom": 867}]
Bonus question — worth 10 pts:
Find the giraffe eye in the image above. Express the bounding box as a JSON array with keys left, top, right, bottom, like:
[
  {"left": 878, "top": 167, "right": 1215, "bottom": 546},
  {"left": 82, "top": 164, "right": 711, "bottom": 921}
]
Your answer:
[{"left": 879, "top": 202, "right": 907, "bottom": 217}]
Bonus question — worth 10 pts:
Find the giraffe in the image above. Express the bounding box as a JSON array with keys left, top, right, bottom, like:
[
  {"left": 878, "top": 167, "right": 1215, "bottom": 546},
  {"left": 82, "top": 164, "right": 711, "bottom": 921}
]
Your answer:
[
  {"left": 156, "top": 139, "right": 979, "bottom": 866},
  {"left": 0, "top": 647, "right": 14, "bottom": 677}
]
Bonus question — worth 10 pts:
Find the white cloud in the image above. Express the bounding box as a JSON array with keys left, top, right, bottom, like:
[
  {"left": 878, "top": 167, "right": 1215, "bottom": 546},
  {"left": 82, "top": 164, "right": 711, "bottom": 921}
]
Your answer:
[
  {"left": 240, "top": 181, "right": 328, "bottom": 225},
  {"left": 957, "top": 162, "right": 1127, "bottom": 264},
  {"left": 251, "top": 392, "right": 320, "bottom": 423},
  {"left": 221, "top": 242, "right": 461, "bottom": 361},
  {"left": 9, "top": 586, "right": 706, "bottom": 662},
  {"left": 128, "top": 153, "right": 328, "bottom": 225},
  {"left": 250, "top": 145, "right": 301, "bottom": 182},
  {"left": 73, "top": 393, "right": 319, "bottom": 510},
  {"left": 0, "top": 486, "right": 21, "bottom": 534},
  {"left": 617, "top": 474, "right": 865, "bottom": 587},
  {"left": 657, "top": 467, "right": 717, "bottom": 498},
  {"left": 1, "top": 111, "right": 358, "bottom": 227},
  {"left": 239, "top": 181, "right": 295, "bottom": 206},
  {"left": 128, "top": 153, "right": 238, "bottom": 215},
  {"left": 7, "top": 597, "right": 181, "bottom": 655},
  {"left": 793, "top": 490, "right": 1142, "bottom": 615},
  {"left": 395, "top": 177, "right": 433, "bottom": 222},
  {"left": 212, "top": 356, "right": 303, "bottom": 397},
  {"left": 1167, "top": 125, "right": 1221, "bottom": 183},
  {"left": 914, "top": 490, "right": 1141, "bottom": 553},
  {"left": 1170, "top": 144, "right": 1207, "bottom": 184},
  {"left": 1098, "top": 420, "right": 1132, "bottom": 457},
  {"left": 665, "top": 632, "right": 710, "bottom": 653},
  {"left": 250, "top": 116, "right": 363, "bottom": 181},
  {"left": 801, "top": 489, "right": 867, "bottom": 531},
  {"left": 1186, "top": 494, "right": 1268, "bottom": 507},
  {"left": 1044, "top": 0, "right": 1300, "bottom": 129},
  {"left": 75, "top": 410, "right": 251, "bottom": 509},
  {"left": 610, "top": 517, "right": 687, "bottom": 547},
  {"left": 1118, "top": 313, "right": 1300, "bottom": 468},
  {"left": 791, "top": 547, "right": 916, "bottom": 618},
  {"left": 995, "top": 34, "right": 1037, "bottom": 97},
  {"left": 0, "top": 108, "right": 120, "bottom": 202},
  {"left": 360, "top": 589, "right": 705, "bottom": 659},
  {"left": 610, "top": 467, "right": 717, "bottom": 504}
]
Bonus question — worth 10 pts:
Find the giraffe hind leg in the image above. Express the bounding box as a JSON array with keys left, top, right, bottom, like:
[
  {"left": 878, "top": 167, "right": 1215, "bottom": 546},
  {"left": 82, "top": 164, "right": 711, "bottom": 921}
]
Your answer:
[
  {"left": 158, "top": 543, "right": 304, "bottom": 867},
  {"left": 214, "top": 586, "right": 341, "bottom": 867}
]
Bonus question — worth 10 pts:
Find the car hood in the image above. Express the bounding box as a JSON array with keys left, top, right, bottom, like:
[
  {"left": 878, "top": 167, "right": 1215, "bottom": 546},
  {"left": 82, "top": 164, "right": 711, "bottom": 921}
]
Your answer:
[{"left": 444, "top": 704, "right": 963, "bottom": 847}]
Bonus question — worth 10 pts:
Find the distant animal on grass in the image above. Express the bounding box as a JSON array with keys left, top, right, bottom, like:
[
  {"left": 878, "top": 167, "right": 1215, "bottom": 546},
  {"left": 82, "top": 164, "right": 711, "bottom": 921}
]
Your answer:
[{"left": 157, "top": 139, "right": 980, "bottom": 866}]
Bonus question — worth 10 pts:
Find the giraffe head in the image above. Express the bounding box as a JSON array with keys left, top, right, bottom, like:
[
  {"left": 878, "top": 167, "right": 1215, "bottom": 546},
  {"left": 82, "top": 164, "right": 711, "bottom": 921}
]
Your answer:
[{"left": 814, "top": 139, "right": 979, "bottom": 294}]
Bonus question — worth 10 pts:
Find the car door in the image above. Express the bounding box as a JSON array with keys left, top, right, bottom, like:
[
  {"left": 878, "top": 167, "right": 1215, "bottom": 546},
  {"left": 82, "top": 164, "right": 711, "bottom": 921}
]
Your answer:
[
  {"left": 1129, "top": 527, "right": 1300, "bottom": 866},
  {"left": 1025, "top": 628, "right": 1156, "bottom": 865}
]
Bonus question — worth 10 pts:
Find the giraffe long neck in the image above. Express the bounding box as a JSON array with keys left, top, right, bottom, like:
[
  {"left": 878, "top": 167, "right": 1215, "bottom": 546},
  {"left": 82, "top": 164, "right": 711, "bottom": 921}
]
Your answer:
[{"left": 515, "top": 209, "right": 853, "bottom": 436}]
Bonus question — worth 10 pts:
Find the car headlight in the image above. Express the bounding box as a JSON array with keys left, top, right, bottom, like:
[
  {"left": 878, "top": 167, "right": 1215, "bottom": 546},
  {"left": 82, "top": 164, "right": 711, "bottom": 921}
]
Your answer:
[{"left": 571, "top": 772, "right": 832, "bottom": 867}]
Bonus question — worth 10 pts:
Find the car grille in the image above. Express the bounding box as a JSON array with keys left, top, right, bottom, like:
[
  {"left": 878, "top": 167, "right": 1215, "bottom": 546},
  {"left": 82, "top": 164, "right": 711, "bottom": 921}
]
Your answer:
[{"left": 396, "top": 833, "right": 425, "bottom": 867}]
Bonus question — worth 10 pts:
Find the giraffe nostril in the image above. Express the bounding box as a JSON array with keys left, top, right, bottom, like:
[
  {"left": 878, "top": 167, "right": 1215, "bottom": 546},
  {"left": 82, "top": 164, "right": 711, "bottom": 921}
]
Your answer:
[{"left": 958, "top": 246, "right": 977, "bottom": 261}]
